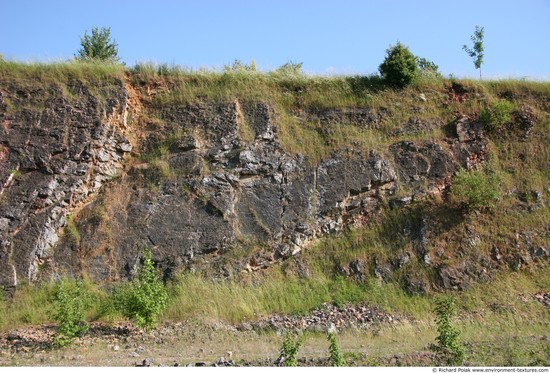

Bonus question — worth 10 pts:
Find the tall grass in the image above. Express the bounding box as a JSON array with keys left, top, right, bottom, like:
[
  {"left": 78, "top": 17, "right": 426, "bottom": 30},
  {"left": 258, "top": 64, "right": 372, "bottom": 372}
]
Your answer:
[
  {"left": 0, "top": 279, "right": 105, "bottom": 331},
  {"left": 0, "top": 59, "right": 126, "bottom": 84}
]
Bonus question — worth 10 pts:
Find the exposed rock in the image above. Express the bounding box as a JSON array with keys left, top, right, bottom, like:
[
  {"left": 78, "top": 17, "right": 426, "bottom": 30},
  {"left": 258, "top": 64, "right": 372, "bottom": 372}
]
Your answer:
[
  {"left": 530, "top": 246, "right": 548, "bottom": 260},
  {"left": 0, "top": 79, "right": 131, "bottom": 288},
  {"left": 0, "top": 78, "right": 495, "bottom": 286}
]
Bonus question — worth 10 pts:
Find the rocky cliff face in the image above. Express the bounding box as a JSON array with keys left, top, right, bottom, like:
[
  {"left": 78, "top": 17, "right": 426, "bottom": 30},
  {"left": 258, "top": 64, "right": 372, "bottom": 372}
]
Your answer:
[
  {"left": 0, "top": 78, "right": 131, "bottom": 290},
  {"left": 0, "top": 75, "right": 544, "bottom": 292}
]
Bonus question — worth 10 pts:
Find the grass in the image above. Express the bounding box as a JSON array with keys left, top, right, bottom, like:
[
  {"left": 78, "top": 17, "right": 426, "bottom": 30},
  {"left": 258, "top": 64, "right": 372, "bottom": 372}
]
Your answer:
[
  {"left": 0, "top": 279, "right": 104, "bottom": 331},
  {"left": 2, "top": 266, "right": 548, "bottom": 366},
  {"left": 0, "top": 59, "right": 125, "bottom": 85},
  {"left": 3, "top": 262, "right": 546, "bottom": 332}
]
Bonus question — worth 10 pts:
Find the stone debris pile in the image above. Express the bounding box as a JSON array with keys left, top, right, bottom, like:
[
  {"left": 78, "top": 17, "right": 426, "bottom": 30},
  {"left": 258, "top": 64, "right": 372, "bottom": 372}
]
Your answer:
[{"left": 237, "top": 302, "right": 399, "bottom": 332}]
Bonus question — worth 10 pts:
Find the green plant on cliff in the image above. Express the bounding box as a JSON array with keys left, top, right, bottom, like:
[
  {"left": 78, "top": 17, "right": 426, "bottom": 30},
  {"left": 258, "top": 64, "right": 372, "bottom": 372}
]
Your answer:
[
  {"left": 111, "top": 249, "right": 168, "bottom": 330},
  {"left": 478, "top": 99, "right": 515, "bottom": 132},
  {"left": 379, "top": 42, "right": 419, "bottom": 88},
  {"left": 50, "top": 279, "right": 89, "bottom": 348},
  {"left": 431, "top": 296, "right": 465, "bottom": 366},
  {"left": 65, "top": 214, "right": 81, "bottom": 246},
  {"left": 75, "top": 27, "right": 120, "bottom": 62},
  {"left": 449, "top": 168, "right": 500, "bottom": 211}
]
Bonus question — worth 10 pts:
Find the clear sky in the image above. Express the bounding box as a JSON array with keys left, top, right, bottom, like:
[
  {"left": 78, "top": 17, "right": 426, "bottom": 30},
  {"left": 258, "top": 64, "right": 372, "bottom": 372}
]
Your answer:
[{"left": 1, "top": 0, "right": 549, "bottom": 79}]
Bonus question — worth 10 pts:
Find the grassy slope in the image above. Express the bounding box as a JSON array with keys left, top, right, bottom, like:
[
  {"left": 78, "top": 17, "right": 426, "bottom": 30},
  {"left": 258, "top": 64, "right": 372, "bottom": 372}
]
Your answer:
[{"left": 1, "top": 61, "right": 549, "bottom": 364}]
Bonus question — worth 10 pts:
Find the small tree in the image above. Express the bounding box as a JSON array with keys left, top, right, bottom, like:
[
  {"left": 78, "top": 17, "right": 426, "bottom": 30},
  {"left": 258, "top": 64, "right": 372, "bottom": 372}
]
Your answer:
[
  {"left": 463, "top": 26, "right": 485, "bottom": 80},
  {"left": 379, "top": 42, "right": 419, "bottom": 88},
  {"left": 279, "top": 332, "right": 303, "bottom": 367},
  {"left": 50, "top": 279, "right": 89, "bottom": 347},
  {"left": 432, "top": 296, "right": 465, "bottom": 365},
  {"left": 76, "top": 27, "right": 120, "bottom": 62},
  {"left": 112, "top": 249, "right": 168, "bottom": 330}
]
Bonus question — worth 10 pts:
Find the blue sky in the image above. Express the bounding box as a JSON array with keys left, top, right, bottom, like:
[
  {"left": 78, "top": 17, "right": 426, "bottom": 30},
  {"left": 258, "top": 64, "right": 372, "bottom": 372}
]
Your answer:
[{"left": 1, "top": 0, "right": 549, "bottom": 78}]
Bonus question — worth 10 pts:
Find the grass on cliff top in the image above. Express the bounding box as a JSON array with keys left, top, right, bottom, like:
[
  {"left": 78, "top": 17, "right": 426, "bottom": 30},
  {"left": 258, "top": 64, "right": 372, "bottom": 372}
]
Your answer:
[
  {"left": 130, "top": 62, "right": 550, "bottom": 109},
  {"left": 2, "top": 60, "right": 549, "bottom": 106},
  {"left": 0, "top": 59, "right": 126, "bottom": 85},
  {"left": 130, "top": 62, "right": 550, "bottom": 164}
]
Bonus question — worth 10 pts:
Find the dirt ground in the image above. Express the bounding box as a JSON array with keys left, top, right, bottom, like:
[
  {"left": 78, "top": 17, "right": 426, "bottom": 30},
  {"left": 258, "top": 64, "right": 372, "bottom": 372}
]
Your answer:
[{"left": 0, "top": 319, "right": 439, "bottom": 367}]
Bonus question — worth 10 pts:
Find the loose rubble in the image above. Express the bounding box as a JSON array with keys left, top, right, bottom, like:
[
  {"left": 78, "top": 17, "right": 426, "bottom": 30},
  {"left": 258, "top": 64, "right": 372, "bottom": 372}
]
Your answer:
[{"left": 237, "top": 302, "right": 400, "bottom": 332}]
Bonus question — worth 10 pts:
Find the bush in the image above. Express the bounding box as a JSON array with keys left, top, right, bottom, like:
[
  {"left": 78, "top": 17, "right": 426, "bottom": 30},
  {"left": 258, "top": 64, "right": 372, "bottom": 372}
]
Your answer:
[
  {"left": 431, "top": 296, "right": 465, "bottom": 366},
  {"left": 75, "top": 27, "right": 120, "bottom": 62},
  {"left": 50, "top": 279, "right": 90, "bottom": 347},
  {"left": 111, "top": 249, "right": 168, "bottom": 330},
  {"left": 479, "top": 99, "right": 515, "bottom": 132},
  {"left": 223, "top": 59, "right": 257, "bottom": 72},
  {"left": 450, "top": 168, "right": 499, "bottom": 210},
  {"left": 417, "top": 57, "right": 441, "bottom": 78},
  {"left": 327, "top": 330, "right": 345, "bottom": 367},
  {"left": 379, "top": 42, "right": 419, "bottom": 88},
  {"left": 279, "top": 332, "right": 303, "bottom": 367},
  {"left": 276, "top": 61, "right": 304, "bottom": 75}
]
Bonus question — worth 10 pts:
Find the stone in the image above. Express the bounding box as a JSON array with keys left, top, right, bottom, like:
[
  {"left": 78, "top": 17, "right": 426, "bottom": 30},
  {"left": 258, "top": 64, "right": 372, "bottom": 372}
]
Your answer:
[{"left": 530, "top": 246, "right": 548, "bottom": 260}]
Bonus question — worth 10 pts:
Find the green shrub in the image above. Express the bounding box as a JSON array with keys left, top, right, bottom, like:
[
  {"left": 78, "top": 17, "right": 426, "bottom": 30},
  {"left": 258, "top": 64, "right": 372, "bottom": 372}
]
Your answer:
[
  {"left": 327, "top": 330, "right": 345, "bottom": 367},
  {"left": 479, "top": 99, "right": 515, "bottom": 132},
  {"left": 279, "top": 332, "right": 303, "bottom": 367},
  {"left": 223, "top": 59, "right": 257, "bottom": 72},
  {"left": 75, "top": 27, "right": 120, "bottom": 62},
  {"left": 431, "top": 296, "right": 465, "bottom": 366},
  {"left": 110, "top": 249, "right": 168, "bottom": 330},
  {"left": 65, "top": 214, "right": 81, "bottom": 246},
  {"left": 276, "top": 61, "right": 304, "bottom": 75},
  {"left": 50, "top": 279, "right": 89, "bottom": 348},
  {"left": 416, "top": 57, "right": 441, "bottom": 78},
  {"left": 450, "top": 168, "right": 500, "bottom": 210},
  {"left": 379, "top": 42, "right": 419, "bottom": 88}
]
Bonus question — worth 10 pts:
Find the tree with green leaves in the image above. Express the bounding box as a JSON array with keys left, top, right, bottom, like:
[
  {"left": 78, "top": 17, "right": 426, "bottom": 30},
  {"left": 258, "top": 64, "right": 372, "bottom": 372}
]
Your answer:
[
  {"left": 463, "top": 26, "right": 485, "bottom": 80},
  {"left": 50, "top": 279, "right": 90, "bottom": 347},
  {"left": 379, "top": 42, "right": 419, "bottom": 88},
  {"left": 75, "top": 27, "right": 120, "bottom": 62}
]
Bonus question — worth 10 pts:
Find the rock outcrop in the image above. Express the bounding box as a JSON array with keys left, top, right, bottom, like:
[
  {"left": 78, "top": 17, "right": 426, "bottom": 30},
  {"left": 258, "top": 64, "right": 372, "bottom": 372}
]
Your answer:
[
  {"left": 0, "top": 79, "right": 131, "bottom": 289},
  {"left": 0, "top": 78, "right": 496, "bottom": 287}
]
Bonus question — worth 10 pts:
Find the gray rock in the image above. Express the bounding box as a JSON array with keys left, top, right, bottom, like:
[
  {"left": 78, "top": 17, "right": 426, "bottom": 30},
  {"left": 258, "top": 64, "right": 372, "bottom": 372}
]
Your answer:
[{"left": 530, "top": 246, "right": 548, "bottom": 260}]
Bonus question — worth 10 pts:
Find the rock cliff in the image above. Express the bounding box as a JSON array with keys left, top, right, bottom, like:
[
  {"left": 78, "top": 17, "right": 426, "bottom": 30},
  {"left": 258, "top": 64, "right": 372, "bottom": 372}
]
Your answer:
[{"left": 0, "top": 71, "right": 547, "bottom": 293}]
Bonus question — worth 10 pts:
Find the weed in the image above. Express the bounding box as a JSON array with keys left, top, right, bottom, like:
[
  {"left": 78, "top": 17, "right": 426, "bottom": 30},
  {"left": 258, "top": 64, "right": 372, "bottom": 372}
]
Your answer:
[
  {"left": 479, "top": 99, "right": 515, "bottom": 132},
  {"left": 9, "top": 169, "right": 22, "bottom": 178},
  {"left": 279, "top": 332, "right": 303, "bottom": 366},
  {"left": 449, "top": 168, "right": 500, "bottom": 211},
  {"left": 65, "top": 214, "right": 81, "bottom": 246},
  {"left": 432, "top": 296, "right": 465, "bottom": 366},
  {"left": 327, "top": 329, "right": 345, "bottom": 367}
]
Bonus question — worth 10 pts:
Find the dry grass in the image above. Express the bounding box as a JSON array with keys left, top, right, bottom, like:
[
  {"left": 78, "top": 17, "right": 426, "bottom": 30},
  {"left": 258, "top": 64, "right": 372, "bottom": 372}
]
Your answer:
[{"left": 0, "top": 59, "right": 125, "bottom": 85}]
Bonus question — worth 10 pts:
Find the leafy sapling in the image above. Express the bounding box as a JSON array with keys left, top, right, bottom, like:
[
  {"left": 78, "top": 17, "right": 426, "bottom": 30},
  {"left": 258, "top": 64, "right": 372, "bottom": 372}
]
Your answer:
[{"left": 463, "top": 25, "right": 485, "bottom": 80}]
